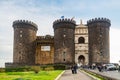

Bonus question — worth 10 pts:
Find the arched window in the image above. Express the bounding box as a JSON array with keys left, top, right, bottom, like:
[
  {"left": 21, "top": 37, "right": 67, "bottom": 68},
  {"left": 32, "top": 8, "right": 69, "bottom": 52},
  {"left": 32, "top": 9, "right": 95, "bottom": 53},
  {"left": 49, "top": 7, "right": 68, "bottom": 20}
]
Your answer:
[{"left": 78, "top": 37, "right": 85, "bottom": 43}]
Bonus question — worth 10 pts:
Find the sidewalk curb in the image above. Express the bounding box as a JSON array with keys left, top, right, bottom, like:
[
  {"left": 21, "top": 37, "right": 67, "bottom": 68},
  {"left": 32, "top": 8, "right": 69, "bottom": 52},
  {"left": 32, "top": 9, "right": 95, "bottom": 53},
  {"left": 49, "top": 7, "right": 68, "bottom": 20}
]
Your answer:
[{"left": 55, "top": 70, "right": 65, "bottom": 80}]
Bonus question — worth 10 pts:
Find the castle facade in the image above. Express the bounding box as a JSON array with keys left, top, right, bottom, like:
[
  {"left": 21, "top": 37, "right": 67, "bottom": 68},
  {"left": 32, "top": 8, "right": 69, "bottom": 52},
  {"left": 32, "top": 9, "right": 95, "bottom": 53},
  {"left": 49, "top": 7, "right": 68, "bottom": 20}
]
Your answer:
[{"left": 6, "top": 17, "right": 111, "bottom": 67}]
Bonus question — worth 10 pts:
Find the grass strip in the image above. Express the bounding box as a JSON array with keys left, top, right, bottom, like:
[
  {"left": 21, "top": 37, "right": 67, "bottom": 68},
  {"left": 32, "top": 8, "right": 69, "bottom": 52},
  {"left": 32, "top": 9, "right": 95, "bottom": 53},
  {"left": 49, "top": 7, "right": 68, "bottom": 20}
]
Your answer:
[
  {"left": 0, "top": 70, "right": 63, "bottom": 80},
  {"left": 80, "top": 69, "right": 107, "bottom": 80}
]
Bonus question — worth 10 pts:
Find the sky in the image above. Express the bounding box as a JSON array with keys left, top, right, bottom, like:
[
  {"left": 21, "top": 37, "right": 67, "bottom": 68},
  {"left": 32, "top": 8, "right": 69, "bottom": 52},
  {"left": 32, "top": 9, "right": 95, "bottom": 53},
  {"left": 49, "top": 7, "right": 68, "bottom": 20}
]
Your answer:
[{"left": 0, "top": 0, "right": 120, "bottom": 67}]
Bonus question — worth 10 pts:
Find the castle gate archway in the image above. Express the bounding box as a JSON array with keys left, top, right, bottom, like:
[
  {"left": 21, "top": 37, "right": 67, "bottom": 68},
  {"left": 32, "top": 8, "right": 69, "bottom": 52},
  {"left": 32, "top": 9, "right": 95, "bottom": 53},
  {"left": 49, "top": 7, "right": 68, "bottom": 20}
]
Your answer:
[{"left": 78, "top": 55, "right": 85, "bottom": 65}]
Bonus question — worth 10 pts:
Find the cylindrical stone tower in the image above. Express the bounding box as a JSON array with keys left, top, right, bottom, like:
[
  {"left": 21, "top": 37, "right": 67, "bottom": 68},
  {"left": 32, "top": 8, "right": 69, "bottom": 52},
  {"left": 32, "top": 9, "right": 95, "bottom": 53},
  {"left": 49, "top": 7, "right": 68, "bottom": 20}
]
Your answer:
[
  {"left": 13, "top": 20, "right": 38, "bottom": 65},
  {"left": 87, "top": 18, "right": 111, "bottom": 65},
  {"left": 53, "top": 18, "right": 76, "bottom": 64}
]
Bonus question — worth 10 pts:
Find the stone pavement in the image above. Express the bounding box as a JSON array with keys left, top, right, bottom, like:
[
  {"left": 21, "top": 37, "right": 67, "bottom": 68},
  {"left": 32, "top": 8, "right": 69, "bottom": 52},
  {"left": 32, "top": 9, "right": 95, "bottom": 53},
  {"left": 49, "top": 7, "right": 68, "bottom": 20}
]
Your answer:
[{"left": 58, "top": 70, "right": 95, "bottom": 80}]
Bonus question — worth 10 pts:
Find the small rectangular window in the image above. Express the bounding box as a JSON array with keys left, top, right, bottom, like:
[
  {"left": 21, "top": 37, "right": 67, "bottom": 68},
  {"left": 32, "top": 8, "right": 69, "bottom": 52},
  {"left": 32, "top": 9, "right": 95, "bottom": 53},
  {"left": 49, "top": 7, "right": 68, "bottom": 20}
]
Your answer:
[
  {"left": 20, "top": 34, "right": 22, "bottom": 37},
  {"left": 20, "top": 31, "right": 23, "bottom": 33},
  {"left": 63, "top": 52, "right": 66, "bottom": 61}
]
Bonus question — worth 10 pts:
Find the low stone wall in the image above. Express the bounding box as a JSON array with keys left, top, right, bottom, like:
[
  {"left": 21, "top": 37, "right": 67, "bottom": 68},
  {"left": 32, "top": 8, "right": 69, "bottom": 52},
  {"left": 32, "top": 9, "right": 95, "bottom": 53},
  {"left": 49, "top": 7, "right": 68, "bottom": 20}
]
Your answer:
[{"left": 5, "top": 63, "right": 31, "bottom": 68}]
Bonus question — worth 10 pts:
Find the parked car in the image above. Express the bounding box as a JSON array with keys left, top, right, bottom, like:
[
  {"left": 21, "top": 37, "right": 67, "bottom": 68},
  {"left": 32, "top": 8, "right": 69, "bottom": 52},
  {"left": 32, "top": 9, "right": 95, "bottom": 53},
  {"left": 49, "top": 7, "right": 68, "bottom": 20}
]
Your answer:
[{"left": 105, "top": 64, "right": 117, "bottom": 71}]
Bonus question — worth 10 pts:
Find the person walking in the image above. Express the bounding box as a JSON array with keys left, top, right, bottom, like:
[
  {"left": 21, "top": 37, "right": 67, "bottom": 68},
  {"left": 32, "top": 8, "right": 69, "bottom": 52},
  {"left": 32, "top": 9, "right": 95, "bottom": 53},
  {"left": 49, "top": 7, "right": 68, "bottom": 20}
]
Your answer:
[
  {"left": 118, "top": 65, "right": 120, "bottom": 72},
  {"left": 71, "top": 65, "right": 74, "bottom": 74},
  {"left": 73, "top": 64, "right": 78, "bottom": 74}
]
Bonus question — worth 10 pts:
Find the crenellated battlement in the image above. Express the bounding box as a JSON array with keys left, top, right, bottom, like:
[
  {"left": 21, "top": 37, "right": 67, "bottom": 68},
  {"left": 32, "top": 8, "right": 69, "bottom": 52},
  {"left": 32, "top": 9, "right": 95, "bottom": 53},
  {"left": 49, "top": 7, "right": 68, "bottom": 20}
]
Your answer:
[
  {"left": 53, "top": 18, "right": 76, "bottom": 25},
  {"left": 36, "top": 35, "right": 54, "bottom": 44},
  {"left": 36, "top": 35, "right": 54, "bottom": 40},
  {"left": 13, "top": 20, "right": 38, "bottom": 29},
  {"left": 53, "top": 18, "right": 76, "bottom": 30},
  {"left": 87, "top": 17, "right": 111, "bottom": 25}
]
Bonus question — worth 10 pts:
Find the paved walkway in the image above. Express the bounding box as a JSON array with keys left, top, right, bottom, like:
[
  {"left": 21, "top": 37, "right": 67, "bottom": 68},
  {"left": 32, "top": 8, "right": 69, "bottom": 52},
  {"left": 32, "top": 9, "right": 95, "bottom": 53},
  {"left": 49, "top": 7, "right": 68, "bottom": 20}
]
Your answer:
[{"left": 58, "top": 70, "right": 95, "bottom": 80}]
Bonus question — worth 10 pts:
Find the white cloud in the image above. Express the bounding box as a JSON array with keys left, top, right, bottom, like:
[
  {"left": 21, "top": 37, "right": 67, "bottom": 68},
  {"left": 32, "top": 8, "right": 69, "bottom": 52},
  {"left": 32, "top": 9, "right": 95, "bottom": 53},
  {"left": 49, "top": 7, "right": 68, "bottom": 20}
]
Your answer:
[{"left": 110, "top": 28, "right": 120, "bottom": 63}]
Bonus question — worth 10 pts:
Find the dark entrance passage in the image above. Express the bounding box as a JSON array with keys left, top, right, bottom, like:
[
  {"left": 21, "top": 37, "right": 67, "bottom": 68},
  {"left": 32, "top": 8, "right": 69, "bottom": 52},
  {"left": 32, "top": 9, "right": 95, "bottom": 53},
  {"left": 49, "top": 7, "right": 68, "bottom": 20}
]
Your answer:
[{"left": 78, "top": 55, "right": 85, "bottom": 65}]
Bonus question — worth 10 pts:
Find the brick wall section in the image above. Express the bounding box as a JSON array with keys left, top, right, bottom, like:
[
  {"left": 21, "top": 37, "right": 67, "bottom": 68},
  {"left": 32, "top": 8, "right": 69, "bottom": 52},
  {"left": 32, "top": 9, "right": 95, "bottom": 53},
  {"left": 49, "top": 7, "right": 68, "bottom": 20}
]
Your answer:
[{"left": 35, "top": 35, "right": 54, "bottom": 64}]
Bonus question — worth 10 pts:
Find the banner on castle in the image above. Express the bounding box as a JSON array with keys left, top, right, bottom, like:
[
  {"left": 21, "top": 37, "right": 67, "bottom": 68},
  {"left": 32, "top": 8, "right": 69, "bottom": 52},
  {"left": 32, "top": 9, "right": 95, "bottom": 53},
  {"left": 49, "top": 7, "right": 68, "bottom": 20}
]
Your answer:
[{"left": 41, "top": 46, "right": 50, "bottom": 51}]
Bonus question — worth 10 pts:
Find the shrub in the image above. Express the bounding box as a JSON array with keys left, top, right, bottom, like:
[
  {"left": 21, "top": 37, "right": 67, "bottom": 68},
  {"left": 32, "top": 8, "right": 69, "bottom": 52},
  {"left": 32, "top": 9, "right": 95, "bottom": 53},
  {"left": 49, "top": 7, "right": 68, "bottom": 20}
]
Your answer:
[
  {"left": 5, "top": 66, "right": 31, "bottom": 72},
  {"left": 39, "top": 64, "right": 66, "bottom": 70},
  {"left": 54, "top": 64, "right": 66, "bottom": 70},
  {"left": 44, "top": 66, "right": 54, "bottom": 71},
  {"left": 31, "top": 66, "right": 41, "bottom": 74},
  {"left": 0, "top": 68, "right": 5, "bottom": 72}
]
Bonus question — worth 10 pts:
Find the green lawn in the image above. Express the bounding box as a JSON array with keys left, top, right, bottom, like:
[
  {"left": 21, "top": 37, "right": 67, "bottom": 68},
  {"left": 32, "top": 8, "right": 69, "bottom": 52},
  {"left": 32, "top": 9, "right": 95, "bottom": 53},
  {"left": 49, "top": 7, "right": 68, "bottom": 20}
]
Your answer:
[{"left": 0, "top": 70, "right": 63, "bottom": 80}]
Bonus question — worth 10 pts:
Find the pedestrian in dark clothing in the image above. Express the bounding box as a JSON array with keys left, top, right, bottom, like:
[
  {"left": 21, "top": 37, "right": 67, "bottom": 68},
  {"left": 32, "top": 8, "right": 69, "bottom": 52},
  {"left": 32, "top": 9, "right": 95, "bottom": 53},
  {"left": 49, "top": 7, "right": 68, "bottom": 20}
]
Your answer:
[
  {"left": 118, "top": 66, "right": 120, "bottom": 72},
  {"left": 71, "top": 65, "right": 74, "bottom": 74},
  {"left": 98, "top": 65, "right": 102, "bottom": 72},
  {"left": 104, "top": 65, "right": 107, "bottom": 71},
  {"left": 73, "top": 64, "right": 78, "bottom": 74}
]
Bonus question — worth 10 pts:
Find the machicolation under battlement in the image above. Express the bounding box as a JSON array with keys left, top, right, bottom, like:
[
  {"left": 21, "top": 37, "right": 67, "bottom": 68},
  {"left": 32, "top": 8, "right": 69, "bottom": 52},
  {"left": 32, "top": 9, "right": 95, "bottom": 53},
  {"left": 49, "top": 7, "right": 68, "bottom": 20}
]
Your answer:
[{"left": 36, "top": 35, "right": 54, "bottom": 40}]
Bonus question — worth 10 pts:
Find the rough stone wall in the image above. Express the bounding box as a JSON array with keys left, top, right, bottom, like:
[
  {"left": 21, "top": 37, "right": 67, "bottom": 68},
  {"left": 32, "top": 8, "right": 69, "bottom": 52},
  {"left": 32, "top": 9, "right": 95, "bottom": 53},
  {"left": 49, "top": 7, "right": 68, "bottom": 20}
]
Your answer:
[
  {"left": 35, "top": 36, "right": 54, "bottom": 65},
  {"left": 53, "top": 19, "right": 76, "bottom": 64},
  {"left": 13, "top": 20, "right": 38, "bottom": 65},
  {"left": 87, "top": 18, "right": 111, "bottom": 65},
  {"left": 8, "top": 18, "right": 111, "bottom": 68}
]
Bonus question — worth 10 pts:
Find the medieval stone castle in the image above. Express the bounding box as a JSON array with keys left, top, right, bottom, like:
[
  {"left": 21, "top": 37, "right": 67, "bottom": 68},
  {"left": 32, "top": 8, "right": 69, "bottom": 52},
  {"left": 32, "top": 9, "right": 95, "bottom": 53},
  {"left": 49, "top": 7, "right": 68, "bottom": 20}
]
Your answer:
[{"left": 6, "top": 17, "right": 111, "bottom": 67}]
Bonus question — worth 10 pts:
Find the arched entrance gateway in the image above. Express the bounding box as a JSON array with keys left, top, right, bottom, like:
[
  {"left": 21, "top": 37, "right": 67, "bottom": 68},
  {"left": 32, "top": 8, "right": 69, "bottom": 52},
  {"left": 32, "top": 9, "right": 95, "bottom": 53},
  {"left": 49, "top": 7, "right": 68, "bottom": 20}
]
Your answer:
[{"left": 78, "top": 55, "right": 85, "bottom": 66}]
